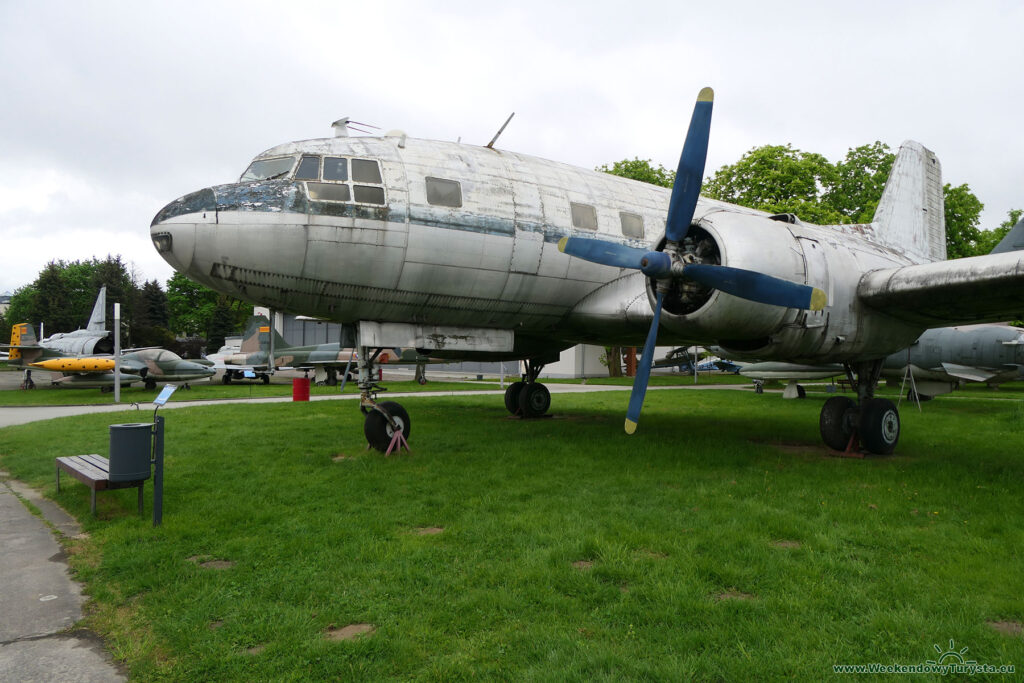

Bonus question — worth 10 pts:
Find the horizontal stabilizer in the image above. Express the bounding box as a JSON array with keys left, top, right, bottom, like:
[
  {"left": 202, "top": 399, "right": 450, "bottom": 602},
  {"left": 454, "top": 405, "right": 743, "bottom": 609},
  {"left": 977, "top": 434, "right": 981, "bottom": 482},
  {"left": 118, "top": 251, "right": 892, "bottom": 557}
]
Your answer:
[{"left": 858, "top": 251, "right": 1024, "bottom": 327}]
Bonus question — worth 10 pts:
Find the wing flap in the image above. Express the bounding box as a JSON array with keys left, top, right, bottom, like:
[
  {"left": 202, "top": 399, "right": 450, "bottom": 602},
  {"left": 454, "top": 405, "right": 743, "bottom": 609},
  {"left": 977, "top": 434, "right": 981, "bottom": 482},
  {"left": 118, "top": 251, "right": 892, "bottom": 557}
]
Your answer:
[{"left": 858, "top": 252, "right": 1024, "bottom": 327}]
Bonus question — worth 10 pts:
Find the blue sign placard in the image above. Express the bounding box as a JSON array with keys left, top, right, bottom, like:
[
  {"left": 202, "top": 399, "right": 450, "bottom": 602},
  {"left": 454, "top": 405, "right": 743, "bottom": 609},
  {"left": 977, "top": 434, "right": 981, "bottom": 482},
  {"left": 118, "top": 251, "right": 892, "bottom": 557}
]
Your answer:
[{"left": 154, "top": 384, "right": 178, "bottom": 406}]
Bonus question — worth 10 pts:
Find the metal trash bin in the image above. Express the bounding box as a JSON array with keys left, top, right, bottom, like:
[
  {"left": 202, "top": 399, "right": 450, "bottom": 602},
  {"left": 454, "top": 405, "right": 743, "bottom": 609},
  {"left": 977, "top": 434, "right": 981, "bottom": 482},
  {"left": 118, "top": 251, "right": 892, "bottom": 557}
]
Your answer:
[{"left": 109, "top": 423, "right": 153, "bottom": 482}]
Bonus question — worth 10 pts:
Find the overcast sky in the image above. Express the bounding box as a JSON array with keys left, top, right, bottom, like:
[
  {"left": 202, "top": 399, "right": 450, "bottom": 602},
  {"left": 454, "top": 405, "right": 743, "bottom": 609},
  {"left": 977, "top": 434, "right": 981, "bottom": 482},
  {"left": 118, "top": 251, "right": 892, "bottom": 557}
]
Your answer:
[{"left": 2, "top": 0, "right": 1022, "bottom": 295}]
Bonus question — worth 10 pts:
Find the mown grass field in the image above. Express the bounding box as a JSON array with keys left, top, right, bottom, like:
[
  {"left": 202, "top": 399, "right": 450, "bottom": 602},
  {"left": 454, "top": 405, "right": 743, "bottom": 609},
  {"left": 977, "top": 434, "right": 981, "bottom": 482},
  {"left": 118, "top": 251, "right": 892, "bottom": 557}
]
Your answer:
[{"left": 1, "top": 387, "right": 1022, "bottom": 680}]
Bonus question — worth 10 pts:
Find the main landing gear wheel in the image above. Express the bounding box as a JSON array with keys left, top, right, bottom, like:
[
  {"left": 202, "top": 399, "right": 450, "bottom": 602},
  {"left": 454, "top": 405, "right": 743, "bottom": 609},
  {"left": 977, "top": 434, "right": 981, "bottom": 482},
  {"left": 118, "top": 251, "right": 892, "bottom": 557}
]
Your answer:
[
  {"left": 519, "top": 383, "right": 551, "bottom": 418},
  {"left": 504, "top": 381, "right": 526, "bottom": 414},
  {"left": 819, "top": 395, "right": 856, "bottom": 451},
  {"left": 363, "top": 401, "right": 411, "bottom": 452},
  {"left": 859, "top": 397, "right": 900, "bottom": 455}
]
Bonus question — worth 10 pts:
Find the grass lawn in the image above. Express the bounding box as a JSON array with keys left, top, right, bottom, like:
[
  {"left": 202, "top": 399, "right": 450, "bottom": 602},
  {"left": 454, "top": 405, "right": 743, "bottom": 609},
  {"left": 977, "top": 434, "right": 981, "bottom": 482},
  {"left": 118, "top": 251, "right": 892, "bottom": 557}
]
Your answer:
[{"left": 1, "top": 388, "right": 1022, "bottom": 680}]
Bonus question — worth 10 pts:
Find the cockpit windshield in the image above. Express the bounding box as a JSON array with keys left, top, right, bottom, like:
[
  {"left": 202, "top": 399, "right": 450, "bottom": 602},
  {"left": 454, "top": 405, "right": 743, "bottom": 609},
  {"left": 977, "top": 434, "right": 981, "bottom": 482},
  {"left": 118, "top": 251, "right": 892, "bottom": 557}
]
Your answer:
[{"left": 240, "top": 157, "right": 296, "bottom": 182}]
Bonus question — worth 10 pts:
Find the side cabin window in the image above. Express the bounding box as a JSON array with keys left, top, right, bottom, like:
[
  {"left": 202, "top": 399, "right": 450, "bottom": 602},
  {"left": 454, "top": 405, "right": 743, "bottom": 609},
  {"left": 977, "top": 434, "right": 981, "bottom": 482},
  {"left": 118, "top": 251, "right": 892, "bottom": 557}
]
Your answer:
[
  {"left": 304, "top": 156, "right": 385, "bottom": 205},
  {"left": 570, "top": 202, "right": 598, "bottom": 231},
  {"left": 425, "top": 177, "right": 462, "bottom": 207},
  {"left": 619, "top": 211, "right": 644, "bottom": 239}
]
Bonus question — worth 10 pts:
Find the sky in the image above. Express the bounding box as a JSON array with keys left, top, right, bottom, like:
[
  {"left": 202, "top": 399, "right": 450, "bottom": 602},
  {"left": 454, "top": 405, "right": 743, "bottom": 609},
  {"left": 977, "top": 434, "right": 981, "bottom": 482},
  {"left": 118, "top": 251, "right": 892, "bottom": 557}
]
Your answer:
[{"left": 2, "top": 0, "right": 1022, "bottom": 295}]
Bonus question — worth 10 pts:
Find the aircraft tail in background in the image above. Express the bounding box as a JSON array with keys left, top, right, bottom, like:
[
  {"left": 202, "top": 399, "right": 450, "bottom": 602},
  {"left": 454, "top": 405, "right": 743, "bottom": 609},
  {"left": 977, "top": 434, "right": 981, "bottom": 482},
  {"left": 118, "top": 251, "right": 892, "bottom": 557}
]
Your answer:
[{"left": 871, "top": 140, "right": 945, "bottom": 264}]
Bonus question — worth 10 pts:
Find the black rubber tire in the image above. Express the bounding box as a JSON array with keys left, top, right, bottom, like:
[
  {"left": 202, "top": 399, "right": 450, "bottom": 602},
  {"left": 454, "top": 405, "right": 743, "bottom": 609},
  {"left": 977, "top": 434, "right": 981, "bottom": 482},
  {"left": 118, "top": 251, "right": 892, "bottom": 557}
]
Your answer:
[
  {"left": 261, "top": 374, "right": 270, "bottom": 385},
  {"left": 796, "top": 385, "right": 806, "bottom": 399},
  {"left": 519, "top": 382, "right": 551, "bottom": 418},
  {"left": 363, "top": 401, "right": 411, "bottom": 452},
  {"left": 221, "top": 373, "right": 231, "bottom": 385},
  {"left": 417, "top": 375, "right": 428, "bottom": 386},
  {"left": 144, "top": 379, "right": 157, "bottom": 390},
  {"left": 504, "top": 381, "right": 526, "bottom": 414},
  {"left": 860, "top": 397, "right": 900, "bottom": 455},
  {"left": 326, "top": 368, "right": 338, "bottom": 386},
  {"left": 907, "top": 389, "right": 932, "bottom": 402},
  {"left": 820, "top": 396, "right": 856, "bottom": 451}
]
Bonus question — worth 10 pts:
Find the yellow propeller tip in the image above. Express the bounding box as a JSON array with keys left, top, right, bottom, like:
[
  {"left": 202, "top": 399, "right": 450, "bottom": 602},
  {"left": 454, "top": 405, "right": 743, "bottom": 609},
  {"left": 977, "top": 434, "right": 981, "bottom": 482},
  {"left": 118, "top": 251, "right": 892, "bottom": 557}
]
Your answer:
[
  {"left": 809, "top": 288, "right": 828, "bottom": 311},
  {"left": 697, "top": 87, "right": 714, "bottom": 102},
  {"left": 624, "top": 419, "right": 638, "bottom": 435},
  {"left": 557, "top": 236, "right": 569, "bottom": 252}
]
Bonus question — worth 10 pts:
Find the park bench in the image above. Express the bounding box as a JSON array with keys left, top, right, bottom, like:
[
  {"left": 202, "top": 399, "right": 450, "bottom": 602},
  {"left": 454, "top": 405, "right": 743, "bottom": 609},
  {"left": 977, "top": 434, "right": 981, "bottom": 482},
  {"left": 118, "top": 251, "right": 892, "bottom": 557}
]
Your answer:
[{"left": 56, "top": 454, "right": 146, "bottom": 516}]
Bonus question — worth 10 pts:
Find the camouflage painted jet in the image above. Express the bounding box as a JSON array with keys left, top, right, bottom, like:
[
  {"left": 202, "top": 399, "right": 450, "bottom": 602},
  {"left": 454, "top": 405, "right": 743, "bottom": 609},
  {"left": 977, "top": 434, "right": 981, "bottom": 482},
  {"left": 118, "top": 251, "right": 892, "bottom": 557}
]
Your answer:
[
  {"left": 208, "top": 315, "right": 427, "bottom": 385},
  {"left": 151, "top": 88, "right": 1024, "bottom": 453}
]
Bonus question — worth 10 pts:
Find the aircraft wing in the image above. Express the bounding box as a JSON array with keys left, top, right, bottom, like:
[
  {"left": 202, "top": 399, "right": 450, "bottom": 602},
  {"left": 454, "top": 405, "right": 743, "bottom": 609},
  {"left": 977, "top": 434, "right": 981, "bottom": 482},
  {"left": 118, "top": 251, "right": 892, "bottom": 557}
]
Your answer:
[
  {"left": 858, "top": 251, "right": 1024, "bottom": 327},
  {"left": 939, "top": 362, "right": 999, "bottom": 383}
]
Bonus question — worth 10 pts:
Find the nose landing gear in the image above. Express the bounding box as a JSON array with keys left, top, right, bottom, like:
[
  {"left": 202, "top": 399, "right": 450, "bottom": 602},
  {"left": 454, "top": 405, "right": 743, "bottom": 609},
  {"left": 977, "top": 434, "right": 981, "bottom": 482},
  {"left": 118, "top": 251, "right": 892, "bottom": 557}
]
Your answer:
[{"left": 357, "top": 346, "right": 411, "bottom": 453}]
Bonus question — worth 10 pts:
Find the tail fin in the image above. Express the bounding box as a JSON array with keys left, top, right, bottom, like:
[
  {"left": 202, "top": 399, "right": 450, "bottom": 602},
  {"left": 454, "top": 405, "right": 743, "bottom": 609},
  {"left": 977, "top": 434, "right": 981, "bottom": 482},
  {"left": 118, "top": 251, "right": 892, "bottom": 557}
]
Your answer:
[
  {"left": 86, "top": 286, "right": 107, "bottom": 332},
  {"left": 6, "top": 323, "right": 39, "bottom": 362},
  {"left": 871, "top": 140, "right": 945, "bottom": 263},
  {"left": 239, "top": 315, "right": 291, "bottom": 355},
  {"left": 991, "top": 218, "right": 1024, "bottom": 254}
]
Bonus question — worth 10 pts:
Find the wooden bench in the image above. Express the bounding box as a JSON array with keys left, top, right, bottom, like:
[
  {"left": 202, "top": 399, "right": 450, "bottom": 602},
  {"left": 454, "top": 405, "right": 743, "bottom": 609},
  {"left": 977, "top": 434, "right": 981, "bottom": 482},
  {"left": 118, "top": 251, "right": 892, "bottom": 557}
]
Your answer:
[{"left": 56, "top": 454, "right": 146, "bottom": 516}]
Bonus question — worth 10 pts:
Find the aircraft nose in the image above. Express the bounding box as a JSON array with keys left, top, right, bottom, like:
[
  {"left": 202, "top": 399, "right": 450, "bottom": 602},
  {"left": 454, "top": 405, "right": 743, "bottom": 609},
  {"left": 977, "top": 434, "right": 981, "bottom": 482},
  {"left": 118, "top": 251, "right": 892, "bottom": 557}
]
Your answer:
[{"left": 150, "top": 188, "right": 215, "bottom": 272}]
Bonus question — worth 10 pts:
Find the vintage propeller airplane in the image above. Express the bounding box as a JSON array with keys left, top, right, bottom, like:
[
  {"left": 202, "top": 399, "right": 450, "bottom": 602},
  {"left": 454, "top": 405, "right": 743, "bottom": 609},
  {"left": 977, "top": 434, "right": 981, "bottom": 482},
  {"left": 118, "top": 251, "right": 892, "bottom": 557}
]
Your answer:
[{"left": 151, "top": 88, "right": 1024, "bottom": 454}]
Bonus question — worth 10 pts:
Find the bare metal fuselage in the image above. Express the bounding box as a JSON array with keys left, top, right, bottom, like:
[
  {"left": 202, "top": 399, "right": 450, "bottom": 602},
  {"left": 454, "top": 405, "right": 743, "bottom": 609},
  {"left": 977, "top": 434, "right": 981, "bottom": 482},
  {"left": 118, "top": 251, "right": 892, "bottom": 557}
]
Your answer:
[{"left": 152, "top": 135, "right": 927, "bottom": 364}]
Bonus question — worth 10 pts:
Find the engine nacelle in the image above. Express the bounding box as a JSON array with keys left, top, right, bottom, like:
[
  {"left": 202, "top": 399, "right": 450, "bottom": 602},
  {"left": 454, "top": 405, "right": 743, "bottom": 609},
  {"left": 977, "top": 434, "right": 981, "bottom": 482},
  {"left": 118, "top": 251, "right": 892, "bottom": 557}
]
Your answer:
[{"left": 651, "top": 212, "right": 805, "bottom": 347}]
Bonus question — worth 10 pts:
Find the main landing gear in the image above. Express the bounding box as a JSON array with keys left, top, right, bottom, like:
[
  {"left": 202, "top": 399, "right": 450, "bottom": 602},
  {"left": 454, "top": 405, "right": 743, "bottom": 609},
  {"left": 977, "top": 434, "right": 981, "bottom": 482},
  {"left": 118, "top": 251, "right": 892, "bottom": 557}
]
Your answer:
[
  {"left": 357, "top": 346, "right": 411, "bottom": 452},
  {"left": 819, "top": 360, "right": 900, "bottom": 456},
  {"left": 503, "top": 359, "right": 551, "bottom": 418}
]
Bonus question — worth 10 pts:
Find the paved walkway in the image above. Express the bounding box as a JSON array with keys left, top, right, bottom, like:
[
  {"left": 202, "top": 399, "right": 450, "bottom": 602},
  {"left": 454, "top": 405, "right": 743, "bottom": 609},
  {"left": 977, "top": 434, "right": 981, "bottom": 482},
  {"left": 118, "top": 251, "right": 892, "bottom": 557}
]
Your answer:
[{"left": 0, "top": 476, "right": 126, "bottom": 681}]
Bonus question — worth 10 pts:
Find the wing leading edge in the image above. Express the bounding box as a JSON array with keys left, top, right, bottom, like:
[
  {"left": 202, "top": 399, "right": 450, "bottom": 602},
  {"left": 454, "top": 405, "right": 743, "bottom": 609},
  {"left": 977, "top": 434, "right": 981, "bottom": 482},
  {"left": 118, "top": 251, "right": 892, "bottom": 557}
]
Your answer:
[{"left": 858, "top": 251, "right": 1024, "bottom": 327}]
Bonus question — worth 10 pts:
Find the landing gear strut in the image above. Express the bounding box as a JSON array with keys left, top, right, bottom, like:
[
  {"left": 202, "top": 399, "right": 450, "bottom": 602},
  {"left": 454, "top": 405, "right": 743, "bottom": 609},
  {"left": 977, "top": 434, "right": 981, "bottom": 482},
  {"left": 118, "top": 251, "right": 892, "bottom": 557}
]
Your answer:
[
  {"left": 357, "top": 346, "right": 411, "bottom": 452},
  {"left": 504, "top": 359, "right": 551, "bottom": 418},
  {"left": 819, "top": 360, "right": 900, "bottom": 455}
]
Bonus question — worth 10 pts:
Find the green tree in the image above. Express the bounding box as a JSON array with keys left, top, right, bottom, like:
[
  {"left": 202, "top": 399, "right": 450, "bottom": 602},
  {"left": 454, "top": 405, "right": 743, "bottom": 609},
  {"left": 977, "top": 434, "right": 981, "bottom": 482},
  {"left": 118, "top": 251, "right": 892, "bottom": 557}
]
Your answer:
[
  {"left": 701, "top": 144, "right": 844, "bottom": 225},
  {"left": 597, "top": 158, "right": 675, "bottom": 188},
  {"left": 166, "top": 272, "right": 218, "bottom": 337},
  {"left": 5, "top": 284, "right": 37, "bottom": 329},
  {"left": 825, "top": 142, "right": 895, "bottom": 223},
  {"left": 943, "top": 183, "right": 985, "bottom": 259}
]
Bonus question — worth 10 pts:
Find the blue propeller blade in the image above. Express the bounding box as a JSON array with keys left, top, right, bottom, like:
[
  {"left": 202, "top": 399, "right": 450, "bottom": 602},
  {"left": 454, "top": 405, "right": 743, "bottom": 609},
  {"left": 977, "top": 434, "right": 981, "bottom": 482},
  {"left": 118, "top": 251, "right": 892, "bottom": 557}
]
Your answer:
[
  {"left": 684, "top": 263, "right": 827, "bottom": 311},
  {"left": 625, "top": 290, "right": 664, "bottom": 434},
  {"left": 665, "top": 87, "right": 714, "bottom": 243},
  {"left": 558, "top": 237, "right": 647, "bottom": 269}
]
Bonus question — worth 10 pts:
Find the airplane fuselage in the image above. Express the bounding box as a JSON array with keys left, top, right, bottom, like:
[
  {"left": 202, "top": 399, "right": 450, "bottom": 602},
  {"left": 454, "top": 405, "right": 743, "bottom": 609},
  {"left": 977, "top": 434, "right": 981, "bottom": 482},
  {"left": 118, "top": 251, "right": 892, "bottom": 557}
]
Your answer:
[{"left": 152, "top": 134, "right": 926, "bottom": 364}]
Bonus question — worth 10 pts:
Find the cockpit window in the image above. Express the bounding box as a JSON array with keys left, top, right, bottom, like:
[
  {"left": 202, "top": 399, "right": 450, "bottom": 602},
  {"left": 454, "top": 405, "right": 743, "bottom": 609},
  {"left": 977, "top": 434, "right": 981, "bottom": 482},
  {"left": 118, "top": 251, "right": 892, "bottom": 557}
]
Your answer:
[
  {"left": 304, "top": 157, "right": 385, "bottom": 205},
  {"left": 323, "top": 157, "right": 348, "bottom": 181},
  {"left": 352, "top": 158, "right": 382, "bottom": 184},
  {"left": 295, "top": 156, "right": 321, "bottom": 181},
  {"left": 240, "top": 157, "right": 295, "bottom": 182}
]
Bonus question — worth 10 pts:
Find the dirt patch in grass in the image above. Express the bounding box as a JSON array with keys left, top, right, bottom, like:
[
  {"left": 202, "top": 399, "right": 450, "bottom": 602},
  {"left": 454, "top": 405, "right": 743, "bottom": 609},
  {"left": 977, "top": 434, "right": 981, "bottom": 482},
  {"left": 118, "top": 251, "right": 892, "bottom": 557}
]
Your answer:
[
  {"left": 772, "top": 540, "right": 801, "bottom": 549},
  {"left": 636, "top": 549, "right": 668, "bottom": 559},
  {"left": 187, "top": 555, "right": 235, "bottom": 570},
  {"left": 714, "top": 590, "right": 755, "bottom": 602},
  {"left": 332, "top": 454, "right": 354, "bottom": 462},
  {"left": 572, "top": 560, "right": 594, "bottom": 570},
  {"left": 245, "top": 644, "right": 266, "bottom": 655},
  {"left": 412, "top": 526, "right": 444, "bottom": 535},
  {"left": 208, "top": 620, "right": 224, "bottom": 630},
  {"left": 325, "top": 623, "right": 376, "bottom": 641},
  {"left": 988, "top": 620, "right": 1023, "bottom": 637}
]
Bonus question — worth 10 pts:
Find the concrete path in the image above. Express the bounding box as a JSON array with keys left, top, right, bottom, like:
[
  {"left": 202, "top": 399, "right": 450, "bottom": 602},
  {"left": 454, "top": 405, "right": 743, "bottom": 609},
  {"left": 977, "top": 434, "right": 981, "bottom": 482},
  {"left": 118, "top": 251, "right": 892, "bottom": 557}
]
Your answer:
[{"left": 0, "top": 476, "right": 126, "bottom": 681}]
